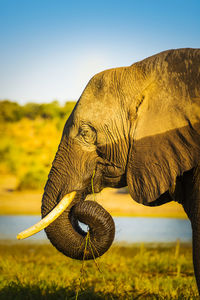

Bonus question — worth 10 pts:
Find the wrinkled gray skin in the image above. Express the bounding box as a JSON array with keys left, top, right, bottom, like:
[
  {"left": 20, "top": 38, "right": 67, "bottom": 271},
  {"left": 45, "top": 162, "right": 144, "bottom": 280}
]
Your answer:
[{"left": 41, "top": 48, "right": 200, "bottom": 292}]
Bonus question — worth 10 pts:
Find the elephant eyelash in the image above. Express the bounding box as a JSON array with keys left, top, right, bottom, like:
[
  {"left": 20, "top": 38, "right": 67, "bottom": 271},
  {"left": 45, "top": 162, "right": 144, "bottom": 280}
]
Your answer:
[{"left": 78, "top": 125, "right": 97, "bottom": 144}]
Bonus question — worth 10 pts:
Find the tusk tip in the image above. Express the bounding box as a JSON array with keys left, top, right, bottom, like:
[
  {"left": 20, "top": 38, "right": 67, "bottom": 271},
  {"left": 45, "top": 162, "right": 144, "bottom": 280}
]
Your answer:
[{"left": 17, "top": 233, "right": 24, "bottom": 240}]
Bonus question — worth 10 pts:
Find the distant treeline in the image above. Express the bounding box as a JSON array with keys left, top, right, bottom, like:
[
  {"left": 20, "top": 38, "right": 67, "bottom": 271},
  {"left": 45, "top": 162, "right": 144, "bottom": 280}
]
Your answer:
[{"left": 0, "top": 100, "right": 76, "bottom": 122}]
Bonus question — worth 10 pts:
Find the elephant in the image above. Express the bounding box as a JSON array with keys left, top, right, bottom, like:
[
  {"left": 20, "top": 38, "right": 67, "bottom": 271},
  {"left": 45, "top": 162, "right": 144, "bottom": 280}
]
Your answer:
[{"left": 18, "top": 48, "right": 200, "bottom": 293}]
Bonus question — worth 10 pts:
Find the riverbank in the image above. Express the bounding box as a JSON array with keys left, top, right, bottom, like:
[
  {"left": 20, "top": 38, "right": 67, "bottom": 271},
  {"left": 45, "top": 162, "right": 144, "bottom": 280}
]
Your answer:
[
  {"left": 0, "top": 175, "right": 187, "bottom": 218},
  {"left": 0, "top": 242, "right": 197, "bottom": 299}
]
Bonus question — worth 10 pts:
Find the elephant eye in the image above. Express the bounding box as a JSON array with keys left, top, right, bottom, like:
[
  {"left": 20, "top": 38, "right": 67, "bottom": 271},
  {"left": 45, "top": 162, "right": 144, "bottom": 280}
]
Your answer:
[
  {"left": 80, "top": 129, "right": 88, "bottom": 137},
  {"left": 78, "top": 124, "right": 96, "bottom": 144}
]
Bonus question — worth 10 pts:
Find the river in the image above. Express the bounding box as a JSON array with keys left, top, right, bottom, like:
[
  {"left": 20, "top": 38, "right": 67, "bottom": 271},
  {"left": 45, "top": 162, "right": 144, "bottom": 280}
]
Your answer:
[{"left": 0, "top": 216, "right": 192, "bottom": 243}]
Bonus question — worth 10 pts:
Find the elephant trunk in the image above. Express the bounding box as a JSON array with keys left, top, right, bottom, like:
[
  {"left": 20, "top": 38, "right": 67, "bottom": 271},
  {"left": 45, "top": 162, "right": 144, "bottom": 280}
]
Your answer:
[{"left": 41, "top": 178, "right": 115, "bottom": 260}]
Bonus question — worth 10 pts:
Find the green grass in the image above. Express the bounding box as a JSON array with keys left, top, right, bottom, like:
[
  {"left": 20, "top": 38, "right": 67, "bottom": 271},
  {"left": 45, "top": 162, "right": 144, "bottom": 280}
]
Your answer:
[{"left": 0, "top": 242, "right": 198, "bottom": 299}]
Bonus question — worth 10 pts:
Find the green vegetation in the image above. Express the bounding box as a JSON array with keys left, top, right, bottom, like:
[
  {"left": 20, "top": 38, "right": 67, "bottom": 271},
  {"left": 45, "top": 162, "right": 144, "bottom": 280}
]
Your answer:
[
  {"left": 0, "top": 100, "right": 75, "bottom": 122},
  {"left": 0, "top": 242, "right": 197, "bottom": 299},
  {"left": 0, "top": 100, "right": 76, "bottom": 190}
]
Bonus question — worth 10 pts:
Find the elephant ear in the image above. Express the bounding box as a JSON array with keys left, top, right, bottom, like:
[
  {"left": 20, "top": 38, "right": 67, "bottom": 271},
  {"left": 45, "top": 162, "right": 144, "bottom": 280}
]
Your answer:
[{"left": 126, "top": 89, "right": 200, "bottom": 205}]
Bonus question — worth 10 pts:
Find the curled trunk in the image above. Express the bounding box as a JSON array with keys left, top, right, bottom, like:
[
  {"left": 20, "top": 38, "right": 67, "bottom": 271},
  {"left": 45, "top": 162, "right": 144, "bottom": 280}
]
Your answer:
[{"left": 41, "top": 180, "right": 115, "bottom": 260}]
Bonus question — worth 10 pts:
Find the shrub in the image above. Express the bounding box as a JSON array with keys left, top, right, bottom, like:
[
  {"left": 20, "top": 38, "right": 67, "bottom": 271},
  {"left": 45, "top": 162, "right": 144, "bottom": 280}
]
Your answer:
[
  {"left": 0, "top": 100, "right": 22, "bottom": 122},
  {"left": 0, "top": 100, "right": 76, "bottom": 122},
  {"left": 17, "top": 168, "right": 47, "bottom": 190},
  {"left": 0, "top": 100, "right": 76, "bottom": 190}
]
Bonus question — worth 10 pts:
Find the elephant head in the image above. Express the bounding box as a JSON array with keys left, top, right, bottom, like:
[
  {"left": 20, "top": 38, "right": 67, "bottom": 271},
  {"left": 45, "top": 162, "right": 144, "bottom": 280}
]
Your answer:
[
  {"left": 18, "top": 49, "right": 200, "bottom": 277},
  {"left": 40, "top": 67, "right": 131, "bottom": 259}
]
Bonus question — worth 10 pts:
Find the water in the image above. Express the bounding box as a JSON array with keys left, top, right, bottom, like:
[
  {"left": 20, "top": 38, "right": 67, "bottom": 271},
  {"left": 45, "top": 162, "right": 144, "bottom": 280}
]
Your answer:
[
  {"left": 114, "top": 217, "right": 192, "bottom": 243},
  {"left": 0, "top": 216, "right": 192, "bottom": 243}
]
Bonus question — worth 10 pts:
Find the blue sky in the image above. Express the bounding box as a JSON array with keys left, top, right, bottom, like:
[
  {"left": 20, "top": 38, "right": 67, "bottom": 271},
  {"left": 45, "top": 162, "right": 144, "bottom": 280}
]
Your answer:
[{"left": 1, "top": 0, "right": 200, "bottom": 104}]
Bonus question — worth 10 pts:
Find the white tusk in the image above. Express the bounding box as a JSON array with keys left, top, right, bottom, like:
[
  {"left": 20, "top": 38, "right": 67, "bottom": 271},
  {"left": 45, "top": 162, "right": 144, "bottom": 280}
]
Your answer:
[{"left": 17, "top": 191, "right": 76, "bottom": 240}]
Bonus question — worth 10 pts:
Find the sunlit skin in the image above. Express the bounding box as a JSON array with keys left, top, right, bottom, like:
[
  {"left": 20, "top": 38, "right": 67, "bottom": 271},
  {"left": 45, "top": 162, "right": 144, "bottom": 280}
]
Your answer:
[{"left": 19, "top": 48, "right": 200, "bottom": 293}]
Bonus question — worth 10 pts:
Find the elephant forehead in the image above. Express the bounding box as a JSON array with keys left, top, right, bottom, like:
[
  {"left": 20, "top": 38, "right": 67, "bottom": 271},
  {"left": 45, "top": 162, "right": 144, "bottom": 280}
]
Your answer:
[
  {"left": 74, "top": 91, "right": 120, "bottom": 122},
  {"left": 74, "top": 66, "right": 129, "bottom": 119}
]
